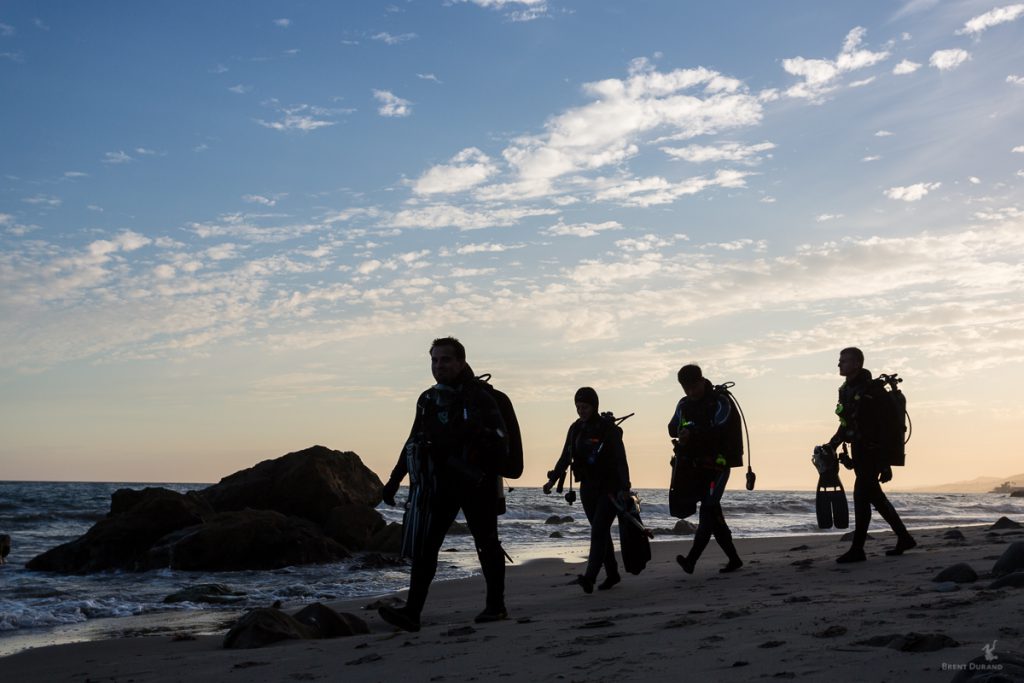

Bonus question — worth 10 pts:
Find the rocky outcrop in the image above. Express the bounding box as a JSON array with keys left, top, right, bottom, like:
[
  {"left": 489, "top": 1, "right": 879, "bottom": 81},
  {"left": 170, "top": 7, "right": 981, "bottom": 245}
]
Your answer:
[
  {"left": 992, "top": 541, "right": 1024, "bottom": 577},
  {"left": 27, "top": 488, "right": 212, "bottom": 572},
  {"left": 27, "top": 446, "right": 387, "bottom": 574},
  {"left": 200, "top": 446, "right": 383, "bottom": 526},
  {"left": 146, "top": 510, "right": 350, "bottom": 571},
  {"left": 223, "top": 603, "right": 369, "bottom": 649}
]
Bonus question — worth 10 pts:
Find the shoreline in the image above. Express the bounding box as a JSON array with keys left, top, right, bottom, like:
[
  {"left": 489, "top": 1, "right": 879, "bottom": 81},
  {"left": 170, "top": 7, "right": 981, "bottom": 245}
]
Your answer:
[{"left": 3, "top": 522, "right": 1022, "bottom": 681}]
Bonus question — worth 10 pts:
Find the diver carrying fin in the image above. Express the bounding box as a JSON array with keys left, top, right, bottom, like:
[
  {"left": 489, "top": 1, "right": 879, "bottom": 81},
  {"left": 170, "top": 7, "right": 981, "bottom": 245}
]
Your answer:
[{"left": 812, "top": 443, "right": 849, "bottom": 529}]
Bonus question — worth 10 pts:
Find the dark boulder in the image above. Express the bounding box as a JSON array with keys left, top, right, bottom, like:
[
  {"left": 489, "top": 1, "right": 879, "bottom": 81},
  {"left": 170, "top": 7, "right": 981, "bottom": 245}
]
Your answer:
[
  {"left": 364, "top": 522, "right": 403, "bottom": 554},
  {"left": 146, "top": 510, "right": 349, "bottom": 571},
  {"left": 293, "top": 603, "right": 369, "bottom": 638},
  {"left": 1012, "top": 490, "right": 1024, "bottom": 498},
  {"left": 943, "top": 529, "right": 966, "bottom": 541},
  {"left": 992, "top": 541, "right": 1024, "bottom": 577},
  {"left": 654, "top": 519, "right": 698, "bottom": 536},
  {"left": 27, "top": 488, "right": 212, "bottom": 572},
  {"left": 932, "top": 563, "right": 977, "bottom": 584},
  {"left": 856, "top": 632, "right": 959, "bottom": 652},
  {"left": 989, "top": 570, "right": 1024, "bottom": 589},
  {"left": 200, "top": 445, "right": 382, "bottom": 526},
  {"left": 989, "top": 516, "right": 1022, "bottom": 531},
  {"left": 223, "top": 603, "right": 368, "bottom": 649},
  {"left": 324, "top": 503, "right": 386, "bottom": 549},
  {"left": 164, "top": 583, "right": 247, "bottom": 605}
]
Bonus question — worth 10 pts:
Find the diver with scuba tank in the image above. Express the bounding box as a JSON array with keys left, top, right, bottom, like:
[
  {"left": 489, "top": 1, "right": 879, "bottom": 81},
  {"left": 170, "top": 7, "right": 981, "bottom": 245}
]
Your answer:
[
  {"left": 822, "top": 347, "right": 916, "bottom": 563},
  {"left": 668, "top": 364, "right": 744, "bottom": 575},
  {"left": 378, "top": 337, "right": 510, "bottom": 632},
  {"left": 543, "top": 387, "right": 632, "bottom": 593}
]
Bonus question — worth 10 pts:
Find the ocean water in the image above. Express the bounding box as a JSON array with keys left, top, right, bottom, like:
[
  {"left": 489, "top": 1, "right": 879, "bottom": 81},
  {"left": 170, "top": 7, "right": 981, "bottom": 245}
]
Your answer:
[{"left": 1, "top": 480, "right": 1022, "bottom": 653}]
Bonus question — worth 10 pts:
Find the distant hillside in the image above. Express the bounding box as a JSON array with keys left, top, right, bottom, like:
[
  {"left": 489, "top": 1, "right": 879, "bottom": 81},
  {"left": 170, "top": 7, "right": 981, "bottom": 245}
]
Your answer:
[{"left": 909, "top": 473, "right": 1024, "bottom": 494}]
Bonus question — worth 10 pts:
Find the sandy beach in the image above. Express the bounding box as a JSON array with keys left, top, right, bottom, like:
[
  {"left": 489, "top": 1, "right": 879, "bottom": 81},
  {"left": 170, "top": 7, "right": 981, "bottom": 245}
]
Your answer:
[{"left": 3, "top": 523, "right": 1022, "bottom": 682}]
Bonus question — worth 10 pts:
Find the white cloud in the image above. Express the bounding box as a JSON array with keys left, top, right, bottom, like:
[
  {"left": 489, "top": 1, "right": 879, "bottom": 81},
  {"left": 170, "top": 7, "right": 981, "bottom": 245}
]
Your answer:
[
  {"left": 274, "top": 18, "right": 291, "bottom": 28},
  {"left": 849, "top": 76, "right": 876, "bottom": 88},
  {"left": 930, "top": 49, "right": 971, "bottom": 71},
  {"left": 417, "top": 73, "right": 441, "bottom": 83},
  {"left": 1008, "top": 75, "right": 1024, "bottom": 85},
  {"left": 372, "top": 32, "right": 417, "bottom": 45},
  {"left": 542, "top": 219, "right": 623, "bottom": 237},
  {"left": 501, "top": 59, "right": 762, "bottom": 188},
  {"left": 893, "top": 59, "right": 921, "bottom": 75},
  {"left": 413, "top": 148, "right": 498, "bottom": 195},
  {"left": 257, "top": 103, "right": 340, "bottom": 131},
  {"left": 64, "top": 171, "right": 89, "bottom": 178},
  {"left": 661, "top": 141, "right": 775, "bottom": 163},
  {"left": 885, "top": 182, "right": 941, "bottom": 201},
  {"left": 450, "top": 0, "right": 549, "bottom": 21},
  {"left": 373, "top": 89, "right": 412, "bottom": 118},
  {"left": 456, "top": 242, "right": 525, "bottom": 254},
  {"left": 816, "top": 213, "right": 844, "bottom": 222},
  {"left": 228, "top": 84, "right": 252, "bottom": 94},
  {"left": 103, "top": 151, "right": 133, "bottom": 164},
  {"left": 135, "top": 147, "right": 158, "bottom": 156},
  {"left": 385, "top": 204, "right": 557, "bottom": 230},
  {"left": 594, "top": 169, "right": 752, "bottom": 207},
  {"left": 1013, "top": 145, "right": 1024, "bottom": 153},
  {"left": 23, "top": 194, "right": 62, "bottom": 207},
  {"left": 862, "top": 155, "right": 881, "bottom": 162},
  {"left": 956, "top": 4, "right": 1024, "bottom": 36},
  {"left": 782, "top": 27, "right": 890, "bottom": 100},
  {"left": 0, "top": 22, "right": 14, "bottom": 36},
  {"left": 969, "top": 176, "right": 981, "bottom": 184},
  {"left": 153, "top": 264, "right": 176, "bottom": 279},
  {"left": 875, "top": 130, "right": 893, "bottom": 137},
  {"left": 242, "top": 194, "right": 278, "bottom": 206},
  {"left": 209, "top": 64, "right": 228, "bottom": 74}
]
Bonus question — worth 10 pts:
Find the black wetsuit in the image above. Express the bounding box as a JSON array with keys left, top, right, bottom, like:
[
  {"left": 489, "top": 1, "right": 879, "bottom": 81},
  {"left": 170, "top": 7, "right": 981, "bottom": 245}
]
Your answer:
[
  {"left": 829, "top": 368, "right": 909, "bottom": 550},
  {"left": 549, "top": 416, "right": 631, "bottom": 583},
  {"left": 387, "top": 367, "right": 508, "bottom": 617},
  {"left": 668, "top": 379, "right": 741, "bottom": 566}
]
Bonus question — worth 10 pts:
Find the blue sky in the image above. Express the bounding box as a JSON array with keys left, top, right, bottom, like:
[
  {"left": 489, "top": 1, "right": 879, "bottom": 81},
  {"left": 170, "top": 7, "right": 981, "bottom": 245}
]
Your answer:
[{"left": 2, "top": 1, "right": 1024, "bottom": 489}]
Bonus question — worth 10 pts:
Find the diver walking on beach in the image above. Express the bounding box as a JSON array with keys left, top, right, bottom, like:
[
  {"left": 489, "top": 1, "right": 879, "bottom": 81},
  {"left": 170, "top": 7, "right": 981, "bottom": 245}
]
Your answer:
[
  {"left": 822, "top": 347, "right": 916, "bottom": 563},
  {"left": 378, "top": 337, "right": 510, "bottom": 631},
  {"left": 544, "top": 387, "right": 632, "bottom": 593},
  {"left": 669, "top": 365, "right": 743, "bottom": 574}
]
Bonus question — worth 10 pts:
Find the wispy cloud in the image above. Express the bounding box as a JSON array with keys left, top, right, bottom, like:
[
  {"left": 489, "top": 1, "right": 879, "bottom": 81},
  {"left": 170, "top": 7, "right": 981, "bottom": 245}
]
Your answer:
[
  {"left": 0, "top": 22, "right": 14, "bottom": 36},
  {"left": 885, "top": 181, "right": 941, "bottom": 201},
  {"left": 373, "top": 89, "right": 412, "bottom": 117},
  {"left": 497, "top": 58, "right": 762, "bottom": 192},
  {"left": 23, "top": 194, "right": 62, "bottom": 207},
  {"left": 228, "top": 84, "right": 253, "bottom": 94},
  {"left": 956, "top": 4, "right": 1024, "bottom": 36},
  {"left": 1008, "top": 74, "right": 1024, "bottom": 85},
  {"left": 450, "top": 0, "right": 549, "bottom": 22},
  {"left": 417, "top": 73, "right": 442, "bottom": 83},
  {"left": 456, "top": 241, "right": 526, "bottom": 254},
  {"left": 541, "top": 219, "right": 623, "bottom": 237},
  {"left": 782, "top": 27, "right": 890, "bottom": 100},
  {"left": 413, "top": 148, "right": 497, "bottom": 195},
  {"left": 384, "top": 203, "right": 557, "bottom": 230},
  {"left": 893, "top": 59, "right": 921, "bottom": 75},
  {"left": 816, "top": 213, "right": 844, "bottom": 222},
  {"left": 274, "top": 18, "right": 291, "bottom": 28},
  {"left": 661, "top": 141, "right": 775, "bottom": 163},
  {"left": 875, "top": 130, "right": 894, "bottom": 137},
  {"left": 372, "top": 32, "right": 416, "bottom": 45},
  {"left": 103, "top": 150, "right": 133, "bottom": 164},
  {"left": 256, "top": 102, "right": 343, "bottom": 131},
  {"left": 242, "top": 194, "right": 285, "bottom": 207},
  {"left": 930, "top": 49, "right": 970, "bottom": 71}
]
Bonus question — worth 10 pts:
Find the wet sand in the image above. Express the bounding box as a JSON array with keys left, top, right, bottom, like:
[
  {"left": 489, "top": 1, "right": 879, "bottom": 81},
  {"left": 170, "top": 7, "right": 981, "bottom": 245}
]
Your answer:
[{"left": 3, "top": 523, "right": 1022, "bottom": 682}]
